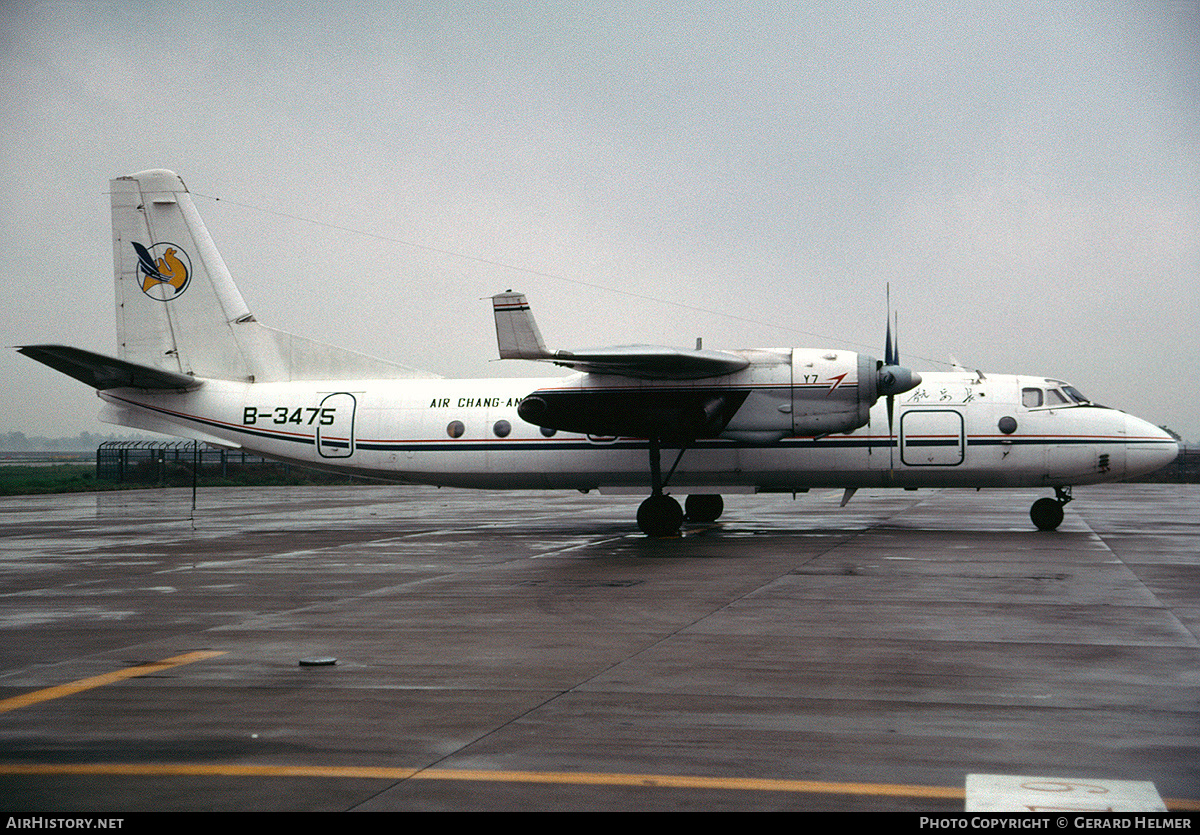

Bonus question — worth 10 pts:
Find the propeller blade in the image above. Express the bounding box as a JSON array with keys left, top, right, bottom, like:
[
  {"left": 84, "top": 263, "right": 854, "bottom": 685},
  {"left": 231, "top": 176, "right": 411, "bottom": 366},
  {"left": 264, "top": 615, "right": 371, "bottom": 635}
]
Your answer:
[
  {"left": 884, "top": 286, "right": 895, "bottom": 367},
  {"left": 892, "top": 310, "right": 900, "bottom": 367},
  {"left": 877, "top": 288, "right": 920, "bottom": 436}
]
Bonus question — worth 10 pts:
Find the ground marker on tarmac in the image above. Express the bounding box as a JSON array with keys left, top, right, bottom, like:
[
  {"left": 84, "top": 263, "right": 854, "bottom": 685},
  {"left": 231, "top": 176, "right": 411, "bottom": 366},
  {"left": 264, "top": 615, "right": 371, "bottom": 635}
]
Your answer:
[{"left": 965, "top": 773, "right": 1168, "bottom": 812}]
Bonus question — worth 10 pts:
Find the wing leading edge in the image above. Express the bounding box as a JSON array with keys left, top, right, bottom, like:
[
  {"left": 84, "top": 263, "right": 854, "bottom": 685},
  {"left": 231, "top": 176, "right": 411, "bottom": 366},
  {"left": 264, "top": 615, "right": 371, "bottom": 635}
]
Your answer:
[{"left": 491, "top": 292, "right": 749, "bottom": 380}]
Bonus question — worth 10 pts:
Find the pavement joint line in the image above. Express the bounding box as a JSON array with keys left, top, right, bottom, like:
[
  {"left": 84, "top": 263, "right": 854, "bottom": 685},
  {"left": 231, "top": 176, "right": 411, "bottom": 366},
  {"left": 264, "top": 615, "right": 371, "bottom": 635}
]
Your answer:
[{"left": 0, "top": 650, "right": 227, "bottom": 713}]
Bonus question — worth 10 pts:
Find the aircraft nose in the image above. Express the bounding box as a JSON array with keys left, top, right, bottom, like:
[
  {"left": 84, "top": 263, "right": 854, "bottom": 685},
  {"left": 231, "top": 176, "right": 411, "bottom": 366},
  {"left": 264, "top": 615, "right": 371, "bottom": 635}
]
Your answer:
[{"left": 1124, "top": 415, "right": 1180, "bottom": 479}]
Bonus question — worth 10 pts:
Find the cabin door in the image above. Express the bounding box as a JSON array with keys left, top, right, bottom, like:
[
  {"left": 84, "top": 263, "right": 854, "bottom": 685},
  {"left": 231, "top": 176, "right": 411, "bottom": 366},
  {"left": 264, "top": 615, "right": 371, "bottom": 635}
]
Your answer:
[
  {"left": 899, "top": 409, "right": 965, "bottom": 466},
  {"left": 316, "top": 392, "right": 357, "bottom": 458}
]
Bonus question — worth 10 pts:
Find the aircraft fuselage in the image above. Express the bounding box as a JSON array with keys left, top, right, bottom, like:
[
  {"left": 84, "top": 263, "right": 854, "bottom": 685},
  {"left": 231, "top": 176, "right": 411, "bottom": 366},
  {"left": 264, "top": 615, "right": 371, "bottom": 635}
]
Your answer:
[{"left": 97, "top": 367, "right": 1177, "bottom": 493}]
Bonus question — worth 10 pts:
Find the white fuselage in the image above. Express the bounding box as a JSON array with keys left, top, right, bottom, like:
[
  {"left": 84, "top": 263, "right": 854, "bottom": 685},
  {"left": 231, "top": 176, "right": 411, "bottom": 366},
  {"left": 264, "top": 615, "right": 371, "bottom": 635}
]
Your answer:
[{"left": 97, "top": 368, "right": 1179, "bottom": 493}]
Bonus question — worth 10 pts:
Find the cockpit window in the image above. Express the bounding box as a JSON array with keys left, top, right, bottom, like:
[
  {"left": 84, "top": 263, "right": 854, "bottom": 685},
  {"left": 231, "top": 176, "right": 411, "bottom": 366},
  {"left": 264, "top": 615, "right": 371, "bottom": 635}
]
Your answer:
[
  {"left": 1025, "top": 383, "right": 1096, "bottom": 409},
  {"left": 1063, "top": 385, "right": 1089, "bottom": 404}
]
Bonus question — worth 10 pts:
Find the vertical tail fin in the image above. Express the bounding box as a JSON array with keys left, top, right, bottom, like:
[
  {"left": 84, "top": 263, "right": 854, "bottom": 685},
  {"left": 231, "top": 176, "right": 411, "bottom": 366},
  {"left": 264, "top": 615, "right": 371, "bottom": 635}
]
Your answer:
[
  {"left": 492, "top": 291, "right": 553, "bottom": 360},
  {"left": 111, "top": 170, "right": 435, "bottom": 382},
  {"left": 112, "top": 169, "right": 253, "bottom": 380}
]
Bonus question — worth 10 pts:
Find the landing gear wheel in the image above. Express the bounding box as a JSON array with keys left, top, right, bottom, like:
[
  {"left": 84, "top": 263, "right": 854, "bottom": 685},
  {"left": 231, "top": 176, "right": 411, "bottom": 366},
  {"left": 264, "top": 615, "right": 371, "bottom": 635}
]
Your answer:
[
  {"left": 684, "top": 494, "right": 724, "bottom": 523},
  {"left": 638, "top": 494, "right": 683, "bottom": 537},
  {"left": 1030, "top": 497, "right": 1065, "bottom": 531}
]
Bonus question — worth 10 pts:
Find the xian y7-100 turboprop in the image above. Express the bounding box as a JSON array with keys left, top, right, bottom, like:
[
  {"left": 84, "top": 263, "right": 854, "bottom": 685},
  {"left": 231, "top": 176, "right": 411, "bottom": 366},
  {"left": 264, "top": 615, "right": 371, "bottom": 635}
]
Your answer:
[{"left": 19, "top": 170, "right": 1179, "bottom": 536}]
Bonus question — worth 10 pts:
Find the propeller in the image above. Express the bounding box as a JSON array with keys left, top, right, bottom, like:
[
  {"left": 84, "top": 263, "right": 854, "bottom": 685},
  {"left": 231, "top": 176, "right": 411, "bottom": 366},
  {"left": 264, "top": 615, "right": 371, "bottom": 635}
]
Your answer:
[{"left": 876, "top": 287, "right": 921, "bottom": 437}]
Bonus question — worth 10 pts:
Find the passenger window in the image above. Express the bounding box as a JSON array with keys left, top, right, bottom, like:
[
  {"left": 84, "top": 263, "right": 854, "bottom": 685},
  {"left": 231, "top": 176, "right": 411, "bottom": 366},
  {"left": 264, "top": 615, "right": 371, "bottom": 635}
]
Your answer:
[{"left": 1022, "top": 388, "right": 1043, "bottom": 408}]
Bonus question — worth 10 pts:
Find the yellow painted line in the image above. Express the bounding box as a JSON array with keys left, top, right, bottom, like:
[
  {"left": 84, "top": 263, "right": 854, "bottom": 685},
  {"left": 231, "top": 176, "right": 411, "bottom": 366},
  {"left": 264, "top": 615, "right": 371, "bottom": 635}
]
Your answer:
[
  {"left": 414, "top": 768, "right": 966, "bottom": 799},
  {"left": 0, "top": 650, "right": 227, "bottom": 713},
  {"left": 0, "top": 763, "right": 1195, "bottom": 808},
  {"left": 0, "top": 763, "right": 959, "bottom": 799},
  {"left": 0, "top": 764, "right": 420, "bottom": 780}
]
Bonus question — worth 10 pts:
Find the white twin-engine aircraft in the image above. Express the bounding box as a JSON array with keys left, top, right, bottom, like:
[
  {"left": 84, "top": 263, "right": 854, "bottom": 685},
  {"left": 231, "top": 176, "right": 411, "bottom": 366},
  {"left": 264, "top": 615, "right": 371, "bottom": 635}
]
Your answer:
[{"left": 20, "top": 170, "right": 1179, "bottom": 536}]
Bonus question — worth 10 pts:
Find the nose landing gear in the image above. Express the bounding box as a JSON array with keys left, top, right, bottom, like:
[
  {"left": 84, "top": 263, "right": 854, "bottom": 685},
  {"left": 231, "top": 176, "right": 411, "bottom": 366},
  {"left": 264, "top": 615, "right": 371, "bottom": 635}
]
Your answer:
[{"left": 1030, "top": 486, "right": 1072, "bottom": 531}]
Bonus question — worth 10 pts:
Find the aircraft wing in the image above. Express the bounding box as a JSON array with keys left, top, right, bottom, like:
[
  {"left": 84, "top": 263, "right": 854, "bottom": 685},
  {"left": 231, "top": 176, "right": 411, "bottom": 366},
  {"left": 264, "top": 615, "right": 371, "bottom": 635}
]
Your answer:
[
  {"left": 492, "top": 292, "right": 749, "bottom": 380},
  {"left": 531, "top": 344, "right": 750, "bottom": 379},
  {"left": 18, "top": 344, "right": 202, "bottom": 391}
]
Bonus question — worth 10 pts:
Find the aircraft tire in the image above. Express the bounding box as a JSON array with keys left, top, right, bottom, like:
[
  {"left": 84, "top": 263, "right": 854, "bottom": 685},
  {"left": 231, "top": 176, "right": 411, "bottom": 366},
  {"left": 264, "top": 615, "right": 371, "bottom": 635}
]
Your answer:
[
  {"left": 684, "top": 494, "right": 724, "bottom": 523},
  {"left": 638, "top": 495, "right": 683, "bottom": 537},
  {"left": 1030, "top": 497, "right": 1064, "bottom": 531}
]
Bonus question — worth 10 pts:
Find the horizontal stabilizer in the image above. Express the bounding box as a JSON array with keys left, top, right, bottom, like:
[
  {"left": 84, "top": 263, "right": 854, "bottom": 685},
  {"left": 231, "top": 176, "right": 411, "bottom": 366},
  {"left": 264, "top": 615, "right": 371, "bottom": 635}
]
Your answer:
[{"left": 18, "top": 344, "right": 202, "bottom": 391}]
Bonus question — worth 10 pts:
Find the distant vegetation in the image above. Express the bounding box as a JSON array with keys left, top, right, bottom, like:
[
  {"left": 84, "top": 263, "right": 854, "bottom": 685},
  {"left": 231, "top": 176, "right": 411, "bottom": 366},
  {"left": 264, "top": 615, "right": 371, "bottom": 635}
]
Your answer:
[{"left": 0, "top": 465, "right": 110, "bottom": 495}]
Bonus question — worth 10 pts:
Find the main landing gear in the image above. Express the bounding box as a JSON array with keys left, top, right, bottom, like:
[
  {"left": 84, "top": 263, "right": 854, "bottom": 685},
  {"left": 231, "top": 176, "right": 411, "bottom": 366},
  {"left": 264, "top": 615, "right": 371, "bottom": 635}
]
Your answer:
[
  {"left": 684, "top": 494, "right": 724, "bottom": 524},
  {"left": 1030, "top": 486, "right": 1072, "bottom": 531},
  {"left": 637, "top": 494, "right": 684, "bottom": 537},
  {"left": 637, "top": 493, "right": 726, "bottom": 536},
  {"left": 636, "top": 436, "right": 725, "bottom": 537}
]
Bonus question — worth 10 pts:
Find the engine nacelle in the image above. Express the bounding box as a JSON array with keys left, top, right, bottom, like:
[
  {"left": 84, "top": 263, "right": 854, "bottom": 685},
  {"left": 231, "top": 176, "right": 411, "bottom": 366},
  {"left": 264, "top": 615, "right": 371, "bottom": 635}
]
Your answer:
[
  {"left": 720, "top": 350, "right": 919, "bottom": 441},
  {"left": 790, "top": 350, "right": 875, "bottom": 435}
]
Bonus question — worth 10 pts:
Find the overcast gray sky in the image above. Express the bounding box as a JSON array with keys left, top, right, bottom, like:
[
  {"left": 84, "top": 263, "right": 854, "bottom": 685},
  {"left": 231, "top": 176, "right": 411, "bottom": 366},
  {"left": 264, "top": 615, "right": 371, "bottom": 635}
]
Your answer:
[{"left": 2, "top": 1, "right": 1197, "bottom": 441}]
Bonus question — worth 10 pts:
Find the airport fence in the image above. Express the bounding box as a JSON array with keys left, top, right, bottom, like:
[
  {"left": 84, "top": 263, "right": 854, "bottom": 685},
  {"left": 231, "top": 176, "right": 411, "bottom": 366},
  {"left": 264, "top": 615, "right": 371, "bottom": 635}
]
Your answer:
[{"left": 96, "top": 441, "right": 294, "bottom": 484}]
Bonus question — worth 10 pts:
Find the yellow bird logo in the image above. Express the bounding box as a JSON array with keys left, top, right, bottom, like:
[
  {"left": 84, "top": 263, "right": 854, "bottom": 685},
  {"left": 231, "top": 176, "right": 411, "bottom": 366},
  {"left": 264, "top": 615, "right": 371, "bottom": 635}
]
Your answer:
[{"left": 133, "top": 242, "right": 191, "bottom": 300}]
